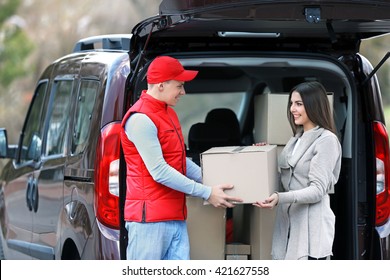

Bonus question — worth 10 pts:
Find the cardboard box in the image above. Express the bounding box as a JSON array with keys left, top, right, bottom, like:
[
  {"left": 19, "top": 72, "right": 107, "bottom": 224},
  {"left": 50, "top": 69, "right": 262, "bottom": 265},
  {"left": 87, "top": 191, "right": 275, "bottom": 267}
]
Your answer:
[
  {"left": 248, "top": 207, "right": 276, "bottom": 260},
  {"left": 201, "top": 145, "right": 278, "bottom": 203},
  {"left": 254, "top": 93, "right": 333, "bottom": 145},
  {"left": 186, "top": 196, "right": 226, "bottom": 260},
  {"left": 254, "top": 93, "right": 292, "bottom": 145},
  {"left": 225, "top": 243, "right": 251, "bottom": 255},
  {"left": 226, "top": 255, "right": 248, "bottom": 260},
  {"left": 225, "top": 243, "right": 250, "bottom": 260}
]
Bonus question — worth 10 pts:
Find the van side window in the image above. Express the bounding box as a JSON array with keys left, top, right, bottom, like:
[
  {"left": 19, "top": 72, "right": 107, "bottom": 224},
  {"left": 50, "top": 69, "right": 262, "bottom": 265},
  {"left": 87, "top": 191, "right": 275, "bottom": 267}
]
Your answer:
[
  {"left": 72, "top": 80, "right": 99, "bottom": 154},
  {"left": 45, "top": 80, "right": 73, "bottom": 156},
  {"left": 19, "top": 82, "right": 48, "bottom": 163}
]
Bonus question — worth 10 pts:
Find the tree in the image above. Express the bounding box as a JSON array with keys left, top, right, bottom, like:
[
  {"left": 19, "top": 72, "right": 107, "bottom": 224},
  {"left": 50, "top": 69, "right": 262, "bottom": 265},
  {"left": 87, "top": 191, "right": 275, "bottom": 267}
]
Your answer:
[
  {"left": 0, "top": 0, "right": 160, "bottom": 143},
  {"left": 0, "top": 0, "right": 34, "bottom": 143},
  {"left": 0, "top": 0, "right": 34, "bottom": 87}
]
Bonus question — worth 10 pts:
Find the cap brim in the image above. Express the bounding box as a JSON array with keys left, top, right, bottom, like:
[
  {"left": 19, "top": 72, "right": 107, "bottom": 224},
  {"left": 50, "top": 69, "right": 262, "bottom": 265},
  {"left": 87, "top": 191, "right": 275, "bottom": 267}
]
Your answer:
[{"left": 173, "top": 70, "right": 199, "bottom": 82}]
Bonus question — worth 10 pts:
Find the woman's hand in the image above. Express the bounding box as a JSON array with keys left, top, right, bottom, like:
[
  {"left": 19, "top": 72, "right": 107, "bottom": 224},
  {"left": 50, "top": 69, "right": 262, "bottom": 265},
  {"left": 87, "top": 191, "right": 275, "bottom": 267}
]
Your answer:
[
  {"left": 253, "top": 192, "right": 279, "bottom": 209},
  {"left": 253, "top": 142, "right": 267, "bottom": 146}
]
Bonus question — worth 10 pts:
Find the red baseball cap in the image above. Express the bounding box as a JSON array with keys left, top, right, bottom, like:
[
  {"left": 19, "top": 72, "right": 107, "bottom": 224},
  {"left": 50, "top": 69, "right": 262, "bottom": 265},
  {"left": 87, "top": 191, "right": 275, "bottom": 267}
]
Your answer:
[{"left": 147, "top": 56, "right": 198, "bottom": 84}]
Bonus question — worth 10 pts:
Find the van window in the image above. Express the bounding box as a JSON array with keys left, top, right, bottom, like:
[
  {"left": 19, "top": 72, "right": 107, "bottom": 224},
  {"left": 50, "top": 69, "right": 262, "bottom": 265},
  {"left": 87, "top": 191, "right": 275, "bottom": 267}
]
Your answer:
[
  {"left": 72, "top": 80, "right": 99, "bottom": 154},
  {"left": 175, "top": 92, "right": 245, "bottom": 146},
  {"left": 45, "top": 80, "right": 73, "bottom": 156},
  {"left": 19, "top": 82, "right": 48, "bottom": 163}
]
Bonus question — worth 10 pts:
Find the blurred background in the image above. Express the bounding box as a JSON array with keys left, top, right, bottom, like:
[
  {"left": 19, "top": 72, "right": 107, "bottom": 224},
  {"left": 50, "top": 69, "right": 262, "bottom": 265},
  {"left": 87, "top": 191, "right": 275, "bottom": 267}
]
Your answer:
[
  {"left": 1, "top": 0, "right": 389, "bottom": 144},
  {"left": 0, "top": 0, "right": 160, "bottom": 143}
]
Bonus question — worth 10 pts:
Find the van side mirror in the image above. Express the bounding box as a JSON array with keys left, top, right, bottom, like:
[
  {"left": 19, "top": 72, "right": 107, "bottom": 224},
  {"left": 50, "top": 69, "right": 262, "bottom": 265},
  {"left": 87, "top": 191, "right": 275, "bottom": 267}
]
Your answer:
[
  {"left": 0, "top": 128, "right": 17, "bottom": 159},
  {"left": 0, "top": 128, "right": 9, "bottom": 158}
]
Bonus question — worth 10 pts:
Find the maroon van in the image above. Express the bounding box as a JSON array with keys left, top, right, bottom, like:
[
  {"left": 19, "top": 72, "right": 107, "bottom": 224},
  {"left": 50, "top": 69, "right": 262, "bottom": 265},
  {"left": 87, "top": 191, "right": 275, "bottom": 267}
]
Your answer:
[{"left": 0, "top": 0, "right": 389, "bottom": 259}]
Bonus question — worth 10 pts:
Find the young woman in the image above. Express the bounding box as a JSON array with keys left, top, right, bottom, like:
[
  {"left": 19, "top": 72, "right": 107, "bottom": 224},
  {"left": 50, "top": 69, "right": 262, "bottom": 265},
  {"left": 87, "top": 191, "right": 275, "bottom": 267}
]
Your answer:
[{"left": 254, "top": 81, "right": 342, "bottom": 260}]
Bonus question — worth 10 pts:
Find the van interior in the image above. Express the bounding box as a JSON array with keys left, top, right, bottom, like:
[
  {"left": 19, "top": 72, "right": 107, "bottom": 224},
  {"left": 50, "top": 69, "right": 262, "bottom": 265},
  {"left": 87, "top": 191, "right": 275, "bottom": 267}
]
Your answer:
[{"left": 134, "top": 54, "right": 355, "bottom": 259}]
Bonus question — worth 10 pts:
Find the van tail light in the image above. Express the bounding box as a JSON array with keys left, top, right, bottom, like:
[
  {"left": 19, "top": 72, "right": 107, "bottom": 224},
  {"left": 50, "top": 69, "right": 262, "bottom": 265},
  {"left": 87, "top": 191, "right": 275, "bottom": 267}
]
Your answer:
[
  {"left": 373, "top": 121, "right": 390, "bottom": 226},
  {"left": 94, "top": 122, "right": 121, "bottom": 229}
]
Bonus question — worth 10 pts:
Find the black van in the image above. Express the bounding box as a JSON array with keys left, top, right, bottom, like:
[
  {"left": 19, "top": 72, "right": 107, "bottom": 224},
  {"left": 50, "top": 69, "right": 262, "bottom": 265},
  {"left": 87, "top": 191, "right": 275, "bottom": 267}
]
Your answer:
[{"left": 0, "top": 0, "right": 389, "bottom": 259}]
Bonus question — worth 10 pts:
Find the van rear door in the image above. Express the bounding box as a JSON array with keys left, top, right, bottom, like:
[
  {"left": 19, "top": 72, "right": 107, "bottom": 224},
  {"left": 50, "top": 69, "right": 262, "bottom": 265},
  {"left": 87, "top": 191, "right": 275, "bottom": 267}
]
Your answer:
[{"left": 131, "top": 0, "right": 390, "bottom": 53}]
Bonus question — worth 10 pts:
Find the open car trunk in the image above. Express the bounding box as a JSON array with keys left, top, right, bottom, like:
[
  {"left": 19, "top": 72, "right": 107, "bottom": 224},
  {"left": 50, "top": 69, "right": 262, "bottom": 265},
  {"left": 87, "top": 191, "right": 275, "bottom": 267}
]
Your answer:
[{"left": 119, "top": 0, "right": 390, "bottom": 260}]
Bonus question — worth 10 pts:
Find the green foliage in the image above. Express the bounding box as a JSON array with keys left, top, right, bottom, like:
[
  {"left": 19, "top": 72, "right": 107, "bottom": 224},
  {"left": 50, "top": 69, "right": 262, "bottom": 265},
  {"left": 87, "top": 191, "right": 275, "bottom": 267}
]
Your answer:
[
  {"left": 0, "top": 0, "right": 33, "bottom": 88},
  {"left": 0, "top": 0, "right": 20, "bottom": 24},
  {"left": 1, "top": 28, "right": 34, "bottom": 84},
  {"left": 0, "top": 29, "right": 34, "bottom": 87}
]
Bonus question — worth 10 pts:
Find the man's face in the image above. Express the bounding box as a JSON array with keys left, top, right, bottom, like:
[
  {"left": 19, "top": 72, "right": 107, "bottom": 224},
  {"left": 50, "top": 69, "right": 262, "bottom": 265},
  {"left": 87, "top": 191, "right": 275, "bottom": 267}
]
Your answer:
[{"left": 159, "top": 80, "right": 186, "bottom": 107}]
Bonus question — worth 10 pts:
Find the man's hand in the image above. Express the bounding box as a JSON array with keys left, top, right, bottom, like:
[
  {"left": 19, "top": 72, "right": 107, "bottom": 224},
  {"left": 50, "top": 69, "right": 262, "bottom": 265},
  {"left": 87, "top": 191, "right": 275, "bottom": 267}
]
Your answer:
[{"left": 207, "top": 184, "right": 243, "bottom": 208}]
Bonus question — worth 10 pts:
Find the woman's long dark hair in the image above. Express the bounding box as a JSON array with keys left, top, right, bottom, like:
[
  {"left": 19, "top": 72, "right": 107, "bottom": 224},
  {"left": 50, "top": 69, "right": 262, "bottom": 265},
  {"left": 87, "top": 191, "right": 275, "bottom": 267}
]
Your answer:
[{"left": 287, "top": 81, "right": 336, "bottom": 135}]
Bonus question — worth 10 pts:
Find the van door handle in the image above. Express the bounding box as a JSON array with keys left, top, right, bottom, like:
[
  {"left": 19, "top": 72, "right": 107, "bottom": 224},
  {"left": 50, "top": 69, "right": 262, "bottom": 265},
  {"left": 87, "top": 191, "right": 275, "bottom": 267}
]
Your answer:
[
  {"left": 31, "top": 178, "right": 39, "bottom": 212},
  {"left": 26, "top": 177, "right": 33, "bottom": 211}
]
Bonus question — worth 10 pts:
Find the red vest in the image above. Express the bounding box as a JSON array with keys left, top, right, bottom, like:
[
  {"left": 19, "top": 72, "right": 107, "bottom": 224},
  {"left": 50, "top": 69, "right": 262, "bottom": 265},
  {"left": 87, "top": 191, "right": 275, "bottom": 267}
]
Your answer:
[{"left": 120, "top": 91, "right": 187, "bottom": 222}]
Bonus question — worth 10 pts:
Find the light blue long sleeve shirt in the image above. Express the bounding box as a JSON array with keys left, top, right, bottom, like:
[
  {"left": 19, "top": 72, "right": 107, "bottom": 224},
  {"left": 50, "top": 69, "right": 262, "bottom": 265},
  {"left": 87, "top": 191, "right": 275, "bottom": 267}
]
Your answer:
[{"left": 124, "top": 113, "right": 212, "bottom": 200}]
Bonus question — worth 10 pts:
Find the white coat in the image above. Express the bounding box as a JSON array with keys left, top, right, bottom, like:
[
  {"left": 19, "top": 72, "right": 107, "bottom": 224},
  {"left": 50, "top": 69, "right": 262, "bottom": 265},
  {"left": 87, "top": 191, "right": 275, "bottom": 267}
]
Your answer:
[{"left": 272, "top": 126, "right": 342, "bottom": 260}]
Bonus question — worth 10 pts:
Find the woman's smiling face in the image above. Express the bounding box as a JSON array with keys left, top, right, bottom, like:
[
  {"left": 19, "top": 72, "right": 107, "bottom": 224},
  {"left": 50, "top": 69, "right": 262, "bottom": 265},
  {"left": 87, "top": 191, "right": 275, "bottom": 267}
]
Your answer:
[{"left": 290, "top": 91, "right": 315, "bottom": 131}]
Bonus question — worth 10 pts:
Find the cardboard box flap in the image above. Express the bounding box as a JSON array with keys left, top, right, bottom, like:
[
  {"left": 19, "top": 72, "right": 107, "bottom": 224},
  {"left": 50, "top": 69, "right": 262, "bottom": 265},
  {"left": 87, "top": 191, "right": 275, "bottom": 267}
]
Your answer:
[
  {"left": 202, "top": 145, "right": 276, "bottom": 155},
  {"left": 201, "top": 146, "right": 240, "bottom": 155},
  {"left": 236, "top": 145, "right": 276, "bottom": 153}
]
